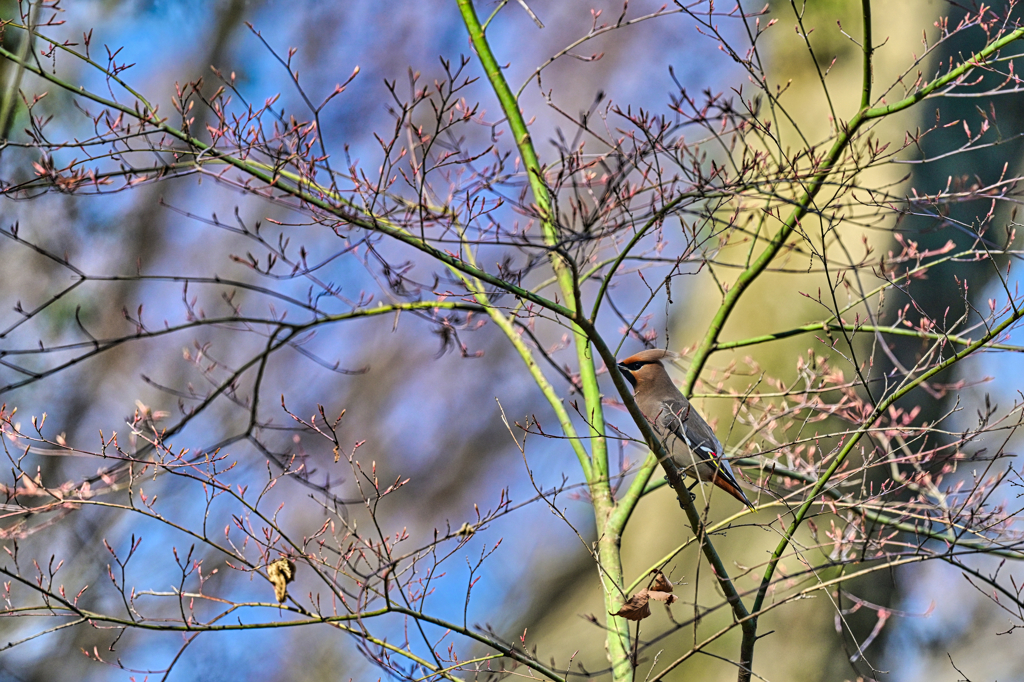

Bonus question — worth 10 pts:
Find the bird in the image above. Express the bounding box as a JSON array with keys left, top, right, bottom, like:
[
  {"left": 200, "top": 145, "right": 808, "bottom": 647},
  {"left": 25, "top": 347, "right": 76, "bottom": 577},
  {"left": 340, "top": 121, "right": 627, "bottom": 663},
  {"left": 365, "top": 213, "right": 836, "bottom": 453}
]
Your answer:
[{"left": 617, "top": 349, "right": 754, "bottom": 509}]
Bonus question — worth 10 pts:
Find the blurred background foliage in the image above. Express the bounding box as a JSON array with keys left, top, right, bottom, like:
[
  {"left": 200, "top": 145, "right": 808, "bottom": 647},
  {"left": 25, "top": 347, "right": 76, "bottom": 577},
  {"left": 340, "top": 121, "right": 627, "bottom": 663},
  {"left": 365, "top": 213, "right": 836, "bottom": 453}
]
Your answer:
[{"left": 0, "top": 1, "right": 1022, "bottom": 680}]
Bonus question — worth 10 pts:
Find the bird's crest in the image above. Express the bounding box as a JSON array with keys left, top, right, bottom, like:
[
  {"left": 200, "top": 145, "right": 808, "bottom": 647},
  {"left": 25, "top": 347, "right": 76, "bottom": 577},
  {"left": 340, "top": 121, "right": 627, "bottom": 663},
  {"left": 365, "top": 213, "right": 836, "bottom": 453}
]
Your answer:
[{"left": 618, "top": 349, "right": 677, "bottom": 365}]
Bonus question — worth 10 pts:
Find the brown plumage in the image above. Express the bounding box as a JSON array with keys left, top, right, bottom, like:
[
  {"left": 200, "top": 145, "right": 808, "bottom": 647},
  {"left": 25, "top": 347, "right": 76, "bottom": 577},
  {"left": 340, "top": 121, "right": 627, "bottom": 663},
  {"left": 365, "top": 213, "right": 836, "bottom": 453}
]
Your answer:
[{"left": 617, "top": 349, "right": 754, "bottom": 509}]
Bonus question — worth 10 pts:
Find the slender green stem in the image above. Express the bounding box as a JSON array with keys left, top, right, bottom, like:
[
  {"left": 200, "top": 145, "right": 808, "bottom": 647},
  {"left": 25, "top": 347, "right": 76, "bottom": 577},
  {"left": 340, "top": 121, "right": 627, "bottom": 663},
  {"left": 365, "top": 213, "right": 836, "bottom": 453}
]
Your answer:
[
  {"left": 590, "top": 195, "right": 688, "bottom": 321},
  {"left": 627, "top": 455, "right": 1024, "bottom": 595},
  {"left": 747, "top": 303, "right": 1024, "bottom": 665},
  {"left": 582, "top": 321, "right": 752, "bottom": 635},
  {"left": 455, "top": 228, "right": 594, "bottom": 478},
  {"left": 713, "top": 319, "right": 1024, "bottom": 352},
  {"left": 863, "top": 27, "right": 1024, "bottom": 119},
  {"left": 860, "top": 0, "right": 873, "bottom": 110},
  {"left": 2, "top": 301, "right": 482, "bottom": 394},
  {"left": 454, "top": 2, "right": 626, "bottom": 677},
  {"left": 683, "top": 110, "right": 866, "bottom": 397},
  {"left": 647, "top": 552, "right": 948, "bottom": 682},
  {"left": 700, "top": 16, "right": 1024, "bottom": 681},
  {"left": 682, "top": 23, "right": 1024, "bottom": 397},
  {"left": 0, "top": 4, "right": 37, "bottom": 145}
]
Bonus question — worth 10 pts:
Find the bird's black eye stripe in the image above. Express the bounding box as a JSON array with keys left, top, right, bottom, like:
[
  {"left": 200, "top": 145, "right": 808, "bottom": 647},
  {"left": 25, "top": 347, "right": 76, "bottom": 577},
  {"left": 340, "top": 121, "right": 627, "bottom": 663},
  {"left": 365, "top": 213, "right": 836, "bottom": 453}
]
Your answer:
[{"left": 625, "top": 362, "right": 644, "bottom": 371}]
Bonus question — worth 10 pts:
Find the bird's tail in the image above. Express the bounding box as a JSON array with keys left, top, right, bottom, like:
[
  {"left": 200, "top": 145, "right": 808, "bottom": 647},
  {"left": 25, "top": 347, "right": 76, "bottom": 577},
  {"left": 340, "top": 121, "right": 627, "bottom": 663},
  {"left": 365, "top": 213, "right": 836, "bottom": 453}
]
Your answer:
[{"left": 711, "top": 469, "right": 755, "bottom": 510}]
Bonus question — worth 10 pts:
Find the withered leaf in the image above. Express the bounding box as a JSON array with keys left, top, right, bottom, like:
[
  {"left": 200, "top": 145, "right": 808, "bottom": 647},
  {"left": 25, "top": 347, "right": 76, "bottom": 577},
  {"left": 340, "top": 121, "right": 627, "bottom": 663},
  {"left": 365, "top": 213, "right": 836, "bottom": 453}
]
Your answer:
[
  {"left": 611, "top": 590, "right": 651, "bottom": 621},
  {"left": 647, "top": 590, "right": 679, "bottom": 604},
  {"left": 267, "top": 557, "right": 296, "bottom": 603},
  {"left": 612, "top": 571, "right": 681, "bottom": 621},
  {"left": 648, "top": 570, "right": 678, "bottom": 604},
  {"left": 650, "top": 570, "right": 673, "bottom": 594}
]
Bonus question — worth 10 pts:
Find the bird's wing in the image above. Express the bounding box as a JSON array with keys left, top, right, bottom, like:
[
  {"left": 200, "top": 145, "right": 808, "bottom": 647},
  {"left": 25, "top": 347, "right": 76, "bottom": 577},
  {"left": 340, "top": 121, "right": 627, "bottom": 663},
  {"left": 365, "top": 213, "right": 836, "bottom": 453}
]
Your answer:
[
  {"left": 655, "top": 397, "right": 722, "bottom": 464},
  {"left": 656, "top": 397, "right": 754, "bottom": 509}
]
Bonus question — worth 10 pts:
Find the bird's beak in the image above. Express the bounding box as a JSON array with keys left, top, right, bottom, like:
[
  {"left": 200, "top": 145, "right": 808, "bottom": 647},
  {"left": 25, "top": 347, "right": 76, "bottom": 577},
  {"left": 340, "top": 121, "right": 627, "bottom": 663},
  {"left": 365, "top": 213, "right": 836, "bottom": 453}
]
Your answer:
[{"left": 616, "top": 362, "right": 637, "bottom": 389}]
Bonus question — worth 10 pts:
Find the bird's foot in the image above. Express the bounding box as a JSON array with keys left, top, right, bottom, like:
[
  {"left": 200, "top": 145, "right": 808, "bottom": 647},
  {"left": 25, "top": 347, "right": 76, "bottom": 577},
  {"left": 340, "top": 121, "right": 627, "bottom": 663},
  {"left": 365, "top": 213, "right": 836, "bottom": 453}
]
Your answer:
[{"left": 664, "top": 474, "right": 696, "bottom": 500}]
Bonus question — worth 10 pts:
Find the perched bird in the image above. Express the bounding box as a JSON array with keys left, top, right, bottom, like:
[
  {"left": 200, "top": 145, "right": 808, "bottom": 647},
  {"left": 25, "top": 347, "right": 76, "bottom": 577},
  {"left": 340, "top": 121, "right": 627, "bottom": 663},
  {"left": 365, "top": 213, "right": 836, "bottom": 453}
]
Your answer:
[{"left": 617, "top": 349, "right": 754, "bottom": 509}]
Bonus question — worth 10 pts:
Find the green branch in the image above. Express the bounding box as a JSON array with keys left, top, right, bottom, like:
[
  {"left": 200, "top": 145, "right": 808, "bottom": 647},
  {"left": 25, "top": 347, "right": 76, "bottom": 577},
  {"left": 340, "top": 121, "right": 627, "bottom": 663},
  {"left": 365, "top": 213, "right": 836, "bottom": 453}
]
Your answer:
[
  {"left": 583, "top": 322, "right": 753, "bottom": 640},
  {"left": 714, "top": 319, "right": 1024, "bottom": 352},
  {"left": 454, "top": 2, "right": 626, "bottom": 678},
  {"left": 682, "top": 16, "right": 1024, "bottom": 680},
  {"left": 747, "top": 302, "right": 1024, "bottom": 663},
  {"left": 682, "top": 23, "right": 1024, "bottom": 397},
  {"left": 454, "top": 228, "right": 594, "bottom": 478},
  {"left": 0, "top": 6, "right": 37, "bottom": 144},
  {"left": 627, "top": 455, "right": 1024, "bottom": 596},
  {"left": 859, "top": 0, "right": 873, "bottom": 110}
]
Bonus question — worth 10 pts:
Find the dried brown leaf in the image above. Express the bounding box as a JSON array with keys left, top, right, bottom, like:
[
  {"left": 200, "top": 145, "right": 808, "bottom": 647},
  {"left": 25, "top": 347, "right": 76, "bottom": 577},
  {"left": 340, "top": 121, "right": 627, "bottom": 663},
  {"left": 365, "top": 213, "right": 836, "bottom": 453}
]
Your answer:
[
  {"left": 650, "top": 570, "right": 673, "bottom": 594},
  {"left": 646, "top": 569, "right": 679, "bottom": 605},
  {"left": 268, "top": 557, "right": 296, "bottom": 603},
  {"left": 647, "top": 590, "right": 678, "bottom": 604},
  {"left": 611, "top": 590, "right": 651, "bottom": 621}
]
